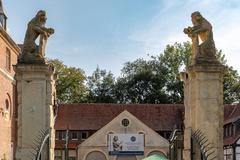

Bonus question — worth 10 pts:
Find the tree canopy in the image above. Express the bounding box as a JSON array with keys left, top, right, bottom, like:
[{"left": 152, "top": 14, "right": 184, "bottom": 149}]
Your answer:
[
  {"left": 50, "top": 42, "right": 240, "bottom": 104},
  {"left": 87, "top": 67, "right": 116, "bottom": 103},
  {"left": 49, "top": 59, "right": 87, "bottom": 103}
]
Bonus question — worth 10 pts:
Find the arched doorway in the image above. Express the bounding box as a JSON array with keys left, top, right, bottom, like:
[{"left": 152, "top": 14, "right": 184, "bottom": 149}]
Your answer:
[
  {"left": 116, "top": 156, "right": 137, "bottom": 160},
  {"left": 86, "top": 151, "right": 106, "bottom": 160},
  {"left": 147, "top": 150, "right": 167, "bottom": 158}
]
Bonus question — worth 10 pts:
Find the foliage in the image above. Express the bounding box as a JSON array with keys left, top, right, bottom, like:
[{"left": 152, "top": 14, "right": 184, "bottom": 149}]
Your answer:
[
  {"left": 49, "top": 59, "right": 87, "bottom": 103},
  {"left": 114, "top": 42, "right": 192, "bottom": 104},
  {"left": 50, "top": 42, "right": 240, "bottom": 104},
  {"left": 115, "top": 58, "right": 169, "bottom": 103},
  {"left": 223, "top": 65, "right": 240, "bottom": 104},
  {"left": 157, "top": 42, "right": 191, "bottom": 103},
  {"left": 87, "top": 67, "right": 116, "bottom": 103},
  {"left": 215, "top": 50, "right": 240, "bottom": 104},
  {"left": 115, "top": 42, "right": 240, "bottom": 104}
]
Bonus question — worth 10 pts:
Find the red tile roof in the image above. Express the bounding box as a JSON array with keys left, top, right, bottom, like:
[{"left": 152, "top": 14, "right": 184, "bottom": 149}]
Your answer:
[
  {"left": 54, "top": 103, "right": 240, "bottom": 147},
  {"left": 224, "top": 104, "right": 240, "bottom": 124},
  {"left": 223, "top": 104, "right": 240, "bottom": 146},
  {"left": 224, "top": 133, "right": 240, "bottom": 146},
  {"left": 54, "top": 103, "right": 184, "bottom": 131}
]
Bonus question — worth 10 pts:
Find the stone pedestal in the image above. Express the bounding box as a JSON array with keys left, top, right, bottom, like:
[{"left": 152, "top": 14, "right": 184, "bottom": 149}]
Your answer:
[
  {"left": 14, "top": 64, "right": 56, "bottom": 160},
  {"left": 182, "top": 64, "right": 224, "bottom": 160}
]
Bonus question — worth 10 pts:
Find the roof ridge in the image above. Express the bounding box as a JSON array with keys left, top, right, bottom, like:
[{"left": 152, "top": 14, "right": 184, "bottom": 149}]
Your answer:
[{"left": 60, "top": 103, "right": 184, "bottom": 106}]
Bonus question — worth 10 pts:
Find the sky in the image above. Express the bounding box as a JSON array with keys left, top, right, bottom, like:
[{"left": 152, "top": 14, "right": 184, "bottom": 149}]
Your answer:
[{"left": 4, "top": 0, "right": 240, "bottom": 76}]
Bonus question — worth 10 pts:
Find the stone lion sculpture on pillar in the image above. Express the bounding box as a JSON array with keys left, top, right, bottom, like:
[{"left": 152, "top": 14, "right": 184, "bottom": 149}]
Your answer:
[
  {"left": 184, "top": 11, "right": 218, "bottom": 65},
  {"left": 19, "top": 10, "right": 54, "bottom": 64}
]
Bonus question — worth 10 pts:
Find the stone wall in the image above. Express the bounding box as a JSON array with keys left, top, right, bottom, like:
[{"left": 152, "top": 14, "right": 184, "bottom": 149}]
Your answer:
[
  {"left": 183, "top": 64, "right": 224, "bottom": 160},
  {"left": 14, "top": 64, "right": 56, "bottom": 160}
]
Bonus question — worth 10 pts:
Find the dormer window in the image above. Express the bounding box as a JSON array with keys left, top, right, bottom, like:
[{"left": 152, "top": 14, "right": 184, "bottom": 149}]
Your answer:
[
  {"left": 0, "top": 13, "right": 6, "bottom": 29},
  {"left": 70, "top": 131, "right": 78, "bottom": 140},
  {"left": 224, "top": 124, "right": 234, "bottom": 137}
]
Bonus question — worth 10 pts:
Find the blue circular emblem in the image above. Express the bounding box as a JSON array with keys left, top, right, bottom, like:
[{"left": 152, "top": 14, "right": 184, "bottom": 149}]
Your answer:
[{"left": 131, "top": 136, "right": 136, "bottom": 142}]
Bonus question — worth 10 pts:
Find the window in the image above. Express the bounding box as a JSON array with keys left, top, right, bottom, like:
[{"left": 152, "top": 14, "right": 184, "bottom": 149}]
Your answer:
[
  {"left": 71, "top": 131, "right": 78, "bottom": 140},
  {"left": 4, "top": 97, "right": 10, "bottom": 120},
  {"left": 55, "top": 131, "right": 59, "bottom": 140},
  {"left": 62, "top": 131, "right": 66, "bottom": 140},
  {"left": 229, "top": 125, "right": 232, "bottom": 136},
  {"left": 54, "top": 150, "right": 62, "bottom": 160},
  {"left": 5, "top": 99, "right": 9, "bottom": 110},
  {"left": 224, "top": 124, "right": 234, "bottom": 137},
  {"left": 81, "top": 131, "right": 88, "bottom": 140},
  {"left": 108, "top": 131, "right": 114, "bottom": 135},
  {"left": 236, "top": 146, "right": 240, "bottom": 160},
  {"left": 165, "top": 132, "right": 171, "bottom": 139},
  {"left": 224, "top": 147, "right": 233, "bottom": 160},
  {"left": 56, "top": 130, "right": 66, "bottom": 140},
  {"left": 55, "top": 156, "right": 62, "bottom": 160},
  {"left": 0, "top": 14, "right": 7, "bottom": 30},
  {"left": 6, "top": 48, "right": 11, "bottom": 71},
  {"left": 121, "top": 118, "right": 130, "bottom": 127}
]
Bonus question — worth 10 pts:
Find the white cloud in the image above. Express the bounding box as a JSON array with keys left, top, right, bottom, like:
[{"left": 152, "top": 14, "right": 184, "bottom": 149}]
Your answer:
[
  {"left": 214, "top": 11, "right": 240, "bottom": 71},
  {"left": 128, "top": 0, "right": 240, "bottom": 73}
]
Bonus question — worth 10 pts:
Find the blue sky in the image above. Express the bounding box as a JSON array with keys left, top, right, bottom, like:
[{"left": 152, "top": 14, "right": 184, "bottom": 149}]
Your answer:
[{"left": 4, "top": 0, "right": 240, "bottom": 76}]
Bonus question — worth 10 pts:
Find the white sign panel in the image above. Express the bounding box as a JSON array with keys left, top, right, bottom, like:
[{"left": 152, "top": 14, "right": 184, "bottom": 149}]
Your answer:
[{"left": 108, "top": 134, "right": 144, "bottom": 155}]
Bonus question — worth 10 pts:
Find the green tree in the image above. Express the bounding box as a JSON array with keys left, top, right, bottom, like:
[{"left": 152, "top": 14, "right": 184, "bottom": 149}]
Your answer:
[
  {"left": 223, "top": 65, "right": 240, "bottom": 104},
  {"left": 115, "top": 58, "right": 170, "bottom": 103},
  {"left": 214, "top": 50, "right": 240, "bottom": 104},
  {"left": 116, "top": 42, "right": 240, "bottom": 104},
  {"left": 87, "top": 67, "right": 116, "bottom": 103},
  {"left": 49, "top": 42, "right": 240, "bottom": 104},
  {"left": 49, "top": 59, "right": 88, "bottom": 103},
  {"left": 115, "top": 42, "right": 191, "bottom": 104},
  {"left": 157, "top": 42, "right": 192, "bottom": 103}
]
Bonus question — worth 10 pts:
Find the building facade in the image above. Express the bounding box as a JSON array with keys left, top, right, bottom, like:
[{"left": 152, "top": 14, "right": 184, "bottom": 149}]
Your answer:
[
  {"left": 54, "top": 103, "right": 240, "bottom": 160},
  {"left": 54, "top": 103, "right": 184, "bottom": 160},
  {"left": 0, "top": 1, "right": 20, "bottom": 159},
  {"left": 224, "top": 105, "right": 240, "bottom": 160}
]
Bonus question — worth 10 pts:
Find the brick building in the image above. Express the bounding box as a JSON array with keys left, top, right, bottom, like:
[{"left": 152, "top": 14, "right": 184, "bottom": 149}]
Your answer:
[
  {"left": 224, "top": 105, "right": 240, "bottom": 160},
  {"left": 54, "top": 103, "right": 240, "bottom": 160},
  {"left": 54, "top": 104, "right": 184, "bottom": 160},
  {"left": 0, "top": 0, "right": 21, "bottom": 159}
]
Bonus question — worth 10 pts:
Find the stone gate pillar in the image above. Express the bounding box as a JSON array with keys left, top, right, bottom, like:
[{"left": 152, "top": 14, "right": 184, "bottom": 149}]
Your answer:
[
  {"left": 183, "top": 11, "right": 224, "bottom": 160},
  {"left": 14, "top": 64, "right": 56, "bottom": 160},
  {"left": 182, "top": 64, "right": 224, "bottom": 160}
]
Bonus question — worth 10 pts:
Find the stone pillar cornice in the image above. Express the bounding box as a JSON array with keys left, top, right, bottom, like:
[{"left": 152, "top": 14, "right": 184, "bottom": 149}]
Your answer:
[
  {"left": 187, "top": 63, "right": 224, "bottom": 73},
  {"left": 13, "top": 64, "right": 54, "bottom": 75}
]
